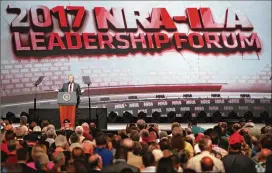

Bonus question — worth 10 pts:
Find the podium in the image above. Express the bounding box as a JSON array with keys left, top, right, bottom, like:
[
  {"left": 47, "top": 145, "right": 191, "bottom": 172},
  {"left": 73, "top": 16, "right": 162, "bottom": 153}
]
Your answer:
[{"left": 57, "top": 92, "right": 77, "bottom": 128}]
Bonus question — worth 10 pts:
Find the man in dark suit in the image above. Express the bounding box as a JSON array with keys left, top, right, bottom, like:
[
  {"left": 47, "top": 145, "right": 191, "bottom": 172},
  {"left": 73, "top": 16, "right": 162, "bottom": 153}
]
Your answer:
[
  {"left": 59, "top": 74, "right": 81, "bottom": 107},
  {"left": 102, "top": 140, "right": 140, "bottom": 173}
]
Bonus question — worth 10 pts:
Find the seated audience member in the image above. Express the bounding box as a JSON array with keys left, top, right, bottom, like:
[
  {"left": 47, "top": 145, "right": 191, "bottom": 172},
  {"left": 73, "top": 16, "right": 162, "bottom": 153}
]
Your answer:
[
  {"left": 222, "top": 132, "right": 257, "bottom": 173},
  {"left": 156, "top": 157, "right": 177, "bottom": 173},
  {"left": 94, "top": 133, "right": 113, "bottom": 167},
  {"left": 102, "top": 141, "right": 140, "bottom": 173},
  {"left": 186, "top": 137, "right": 225, "bottom": 172},
  {"left": 256, "top": 149, "right": 271, "bottom": 173},
  {"left": 190, "top": 118, "right": 205, "bottom": 135},
  {"left": 88, "top": 154, "right": 103, "bottom": 173},
  {"left": 122, "top": 138, "right": 143, "bottom": 169},
  {"left": 69, "top": 133, "right": 82, "bottom": 151},
  {"left": 142, "top": 152, "right": 156, "bottom": 172},
  {"left": 52, "top": 151, "right": 66, "bottom": 173},
  {"left": 200, "top": 156, "right": 214, "bottom": 172}
]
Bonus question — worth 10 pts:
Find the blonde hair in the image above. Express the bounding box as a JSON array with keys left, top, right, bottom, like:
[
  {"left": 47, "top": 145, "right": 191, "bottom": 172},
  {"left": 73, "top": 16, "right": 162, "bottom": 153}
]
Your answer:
[
  {"left": 68, "top": 74, "right": 74, "bottom": 78},
  {"left": 31, "top": 144, "right": 47, "bottom": 161}
]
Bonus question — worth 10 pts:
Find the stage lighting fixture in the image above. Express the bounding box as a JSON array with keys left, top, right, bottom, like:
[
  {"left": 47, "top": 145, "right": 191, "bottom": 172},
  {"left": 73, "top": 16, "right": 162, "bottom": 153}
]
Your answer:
[
  {"left": 167, "top": 111, "right": 176, "bottom": 123},
  {"left": 128, "top": 96, "right": 138, "bottom": 100},
  {"left": 183, "top": 94, "right": 192, "bottom": 98},
  {"left": 260, "top": 111, "right": 270, "bottom": 122},
  {"left": 138, "top": 111, "right": 147, "bottom": 121},
  {"left": 211, "top": 94, "right": 221, "bottom": 98},
  {"left": 6, "top": 112, "right": 15, "bottom": 119},
  {"left": 152, "top": 111, "right": 161, "bottom": 123},
  {"left": 100, "top": 97, "right": 110, "bottom": 102},
  {"left": 228, "top": 111, "right": 238, "bottom": 118},
  {"left": 244, "top": 111, "right": 254, "bottom": 120},
  {"left": 240, "top": 94, "right": 251, "bottom": 98},
  {"left": 156, "top": 95, "right": 165, "bottom": 99},
  {"left": 198, "top": 111, "right": 207, "bottom": 122},
  {"left": 212, "top": 111, "right": 222, "bottom": 122},
  {"left": 108, "top": 111, "right": 118, "bottom": 123},
  {"left": 183, "top": 111, "right": 192, "bottom": 123},
  {"left": 123, "top": 111, "right": 133, "bottom": 123}
]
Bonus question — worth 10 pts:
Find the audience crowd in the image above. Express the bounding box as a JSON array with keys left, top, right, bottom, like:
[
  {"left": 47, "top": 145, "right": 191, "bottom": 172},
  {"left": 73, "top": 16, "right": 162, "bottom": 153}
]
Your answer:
[{"left": 1, "top": 115, "right": 272, "bottom": 173}]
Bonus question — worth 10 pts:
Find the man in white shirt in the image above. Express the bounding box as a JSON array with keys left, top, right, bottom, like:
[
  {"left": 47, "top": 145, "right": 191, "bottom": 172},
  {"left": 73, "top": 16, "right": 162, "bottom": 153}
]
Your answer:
[{"left": 186, "top": 137, "right": 225, "bottom": 172}]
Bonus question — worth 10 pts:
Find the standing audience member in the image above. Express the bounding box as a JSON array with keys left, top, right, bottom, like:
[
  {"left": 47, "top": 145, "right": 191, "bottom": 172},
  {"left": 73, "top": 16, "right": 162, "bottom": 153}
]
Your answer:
[
  {"left": 156, "top": 157, "right": 177, "bottom": 173},
  {"left": 186, "top": 137, "right": 225, "bottom": 172},
  {"left": 142, "top": 152, "right": 156, "bottom": 172},
  {"left": 88, "top": 154, "right": 103, "bottom": 173},
  {"left": 222, "top": 132, "right": 257, "bottom": 173},
  {"left": 75, "top": 126, "right": 85, "bottom": 143},
  {"left": 102, "top": 141, "right": 140, "bottom": 173},
  {"left": 190, "top": 118, "right": 205, "bottom": 135},
  {"left": 45, "top": 129, "right": 56, "bottom": 147},
  {"left": 52, "top": 151, "right": 66, "bottom": 173},
  {"left": 94, "top": 133, "right": 113, "bottom": 167}
]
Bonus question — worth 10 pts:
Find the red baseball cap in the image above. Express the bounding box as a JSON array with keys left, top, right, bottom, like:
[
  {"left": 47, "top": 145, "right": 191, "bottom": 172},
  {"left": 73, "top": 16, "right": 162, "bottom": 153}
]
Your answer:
[{"left": 229, "top": 132, "right": 244, "bottom": 145}]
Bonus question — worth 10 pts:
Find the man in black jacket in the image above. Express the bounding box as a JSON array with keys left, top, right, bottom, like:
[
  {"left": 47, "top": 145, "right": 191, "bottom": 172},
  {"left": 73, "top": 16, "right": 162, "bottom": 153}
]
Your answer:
[
  {"left": 222, "top": 132, "right": 257, "bottom": 173},
  {"left": 59, "top": 74, "right": 81, "bottom": 107}
]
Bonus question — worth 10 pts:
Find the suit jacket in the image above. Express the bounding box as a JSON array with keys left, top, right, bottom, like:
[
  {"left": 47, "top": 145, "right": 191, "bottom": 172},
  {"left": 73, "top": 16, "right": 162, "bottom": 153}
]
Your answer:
[
  {"left": 102, "top": 160, "right": 140, "bottom": 173},
  {"left": 127, "top": 152, "right": 143, "bottom": 169},
  {"left": 60, "top": 82, "right": 81, "bottom": 105}
]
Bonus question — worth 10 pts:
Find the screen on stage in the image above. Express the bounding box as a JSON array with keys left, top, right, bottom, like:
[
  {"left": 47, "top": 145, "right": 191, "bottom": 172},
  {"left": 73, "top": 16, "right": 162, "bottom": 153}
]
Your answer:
[{"left": 1, "top": 1, "right": 271, "bottom": 97}]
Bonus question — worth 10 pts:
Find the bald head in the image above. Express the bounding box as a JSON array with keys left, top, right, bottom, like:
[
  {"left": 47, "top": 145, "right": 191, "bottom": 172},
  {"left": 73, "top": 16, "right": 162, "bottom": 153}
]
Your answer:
[
  {"left": 81, "top": 141, "right": 94, "bottom": 155},
  {"left": 121, "top": 138, "right": 134, "bottom": 151},
  {"left": 201, "top": 156, "right": 214, "bottom": 172},
  {"left": 258, "top": 149, "right": 272, "bottom": 162},
  {"left": 89, "top": 154, "right": 102, "bottom": 169}
]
